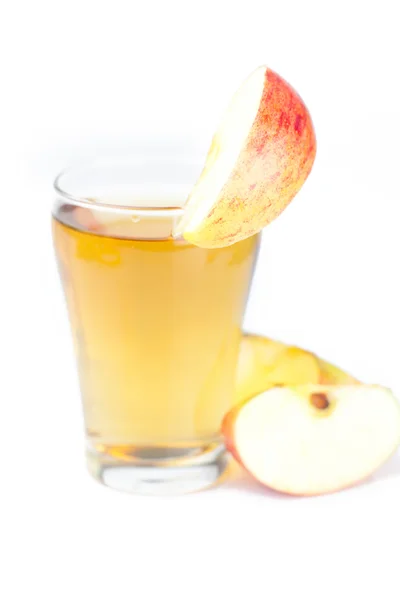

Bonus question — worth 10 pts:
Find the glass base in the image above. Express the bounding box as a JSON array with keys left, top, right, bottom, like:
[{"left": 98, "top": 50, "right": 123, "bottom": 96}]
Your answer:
[{"left": 86, "top": 442, "right": 229, "bottom": 495}]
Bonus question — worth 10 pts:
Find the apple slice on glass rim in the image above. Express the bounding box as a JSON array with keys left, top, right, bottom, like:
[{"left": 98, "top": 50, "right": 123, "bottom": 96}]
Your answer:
[
  {"left": 223, "top": 384, "right": 400, "bottom": 496},
  {"left": 175, "top": 66, "right": 316, "bottom": 248}
]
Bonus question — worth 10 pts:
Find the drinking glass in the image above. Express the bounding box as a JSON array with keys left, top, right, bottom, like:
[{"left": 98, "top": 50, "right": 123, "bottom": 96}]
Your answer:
[{"left": 52, "top": 157, "right": 260, "bottom": 494}]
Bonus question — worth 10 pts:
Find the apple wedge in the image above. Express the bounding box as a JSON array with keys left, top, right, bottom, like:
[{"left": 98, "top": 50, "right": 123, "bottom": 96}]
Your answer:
[
  {"left": 175, "top": 66, "right": 316, "bottom": 248},
  {"left": 223, "top": 384, "right": 400, "bottom": 496},
  {"left": 236, "top": 334, "right": 358, "bottom": 404},
  {"left": 236, "top": 335, "right": 320, "bottom": 403},
  {"left": 235, "top": 334, "right": 286, "bottom": 401}
]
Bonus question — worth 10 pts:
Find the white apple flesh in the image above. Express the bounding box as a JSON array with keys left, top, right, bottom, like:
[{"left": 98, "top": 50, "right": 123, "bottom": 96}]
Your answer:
[{"left": 223, "top": 384, "right": 400, "bottom": 496}]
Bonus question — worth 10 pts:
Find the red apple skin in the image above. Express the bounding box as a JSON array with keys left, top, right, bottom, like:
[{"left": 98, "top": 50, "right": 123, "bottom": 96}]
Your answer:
[
  {"left": 221, "top": 404, "right": 245, "bottom": 466},
  {"left": 184, "top": 68, "right": 317, "bottom": 248}
]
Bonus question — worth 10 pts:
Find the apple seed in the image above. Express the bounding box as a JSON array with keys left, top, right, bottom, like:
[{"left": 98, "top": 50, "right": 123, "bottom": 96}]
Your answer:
[{"left": 310, "top": 392, "right": 330, "bottom": 410}]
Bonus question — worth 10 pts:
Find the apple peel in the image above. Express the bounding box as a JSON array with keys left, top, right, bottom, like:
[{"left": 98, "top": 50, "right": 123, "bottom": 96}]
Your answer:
[{"left": 175, "top": 66, "right": 316, "bottom": 248}]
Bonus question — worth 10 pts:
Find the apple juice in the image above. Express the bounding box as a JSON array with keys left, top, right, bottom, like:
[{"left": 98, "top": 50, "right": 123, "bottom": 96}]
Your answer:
[{"left": 52, "top": 203, "right": 259, "bottom": 461}]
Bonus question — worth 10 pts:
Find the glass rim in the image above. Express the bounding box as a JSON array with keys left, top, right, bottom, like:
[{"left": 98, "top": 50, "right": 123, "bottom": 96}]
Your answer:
[{"left": 53, "top": 155, "right": 202, "bottom": 216}]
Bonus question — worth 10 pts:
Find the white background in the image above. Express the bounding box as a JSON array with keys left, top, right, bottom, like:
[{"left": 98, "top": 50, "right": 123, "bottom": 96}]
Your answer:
[{"left": 2, "top": 0, "right": 400, "bottom": 598}]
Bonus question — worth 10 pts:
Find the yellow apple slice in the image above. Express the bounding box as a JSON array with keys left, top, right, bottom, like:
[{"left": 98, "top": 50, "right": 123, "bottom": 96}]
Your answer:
[
  {"left": 236, "top": 334, "right": 358, "bottom": 404},
  {"left": 223, "top": 384, "right": 400, "bottom": 496},
  {"left": 235, "top": 334, "right": 286, "bottom": 401},
  {"left": 236, "top": 334, "right": 320, "bottom": 404},
  {"left": 175, "top": 66, "right": 316, "bottom": 248}
]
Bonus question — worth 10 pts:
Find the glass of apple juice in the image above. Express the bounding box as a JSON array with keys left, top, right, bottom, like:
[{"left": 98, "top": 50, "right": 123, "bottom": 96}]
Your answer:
[{"left": 52, "top": 157, "right": 260, "bottom": 494}]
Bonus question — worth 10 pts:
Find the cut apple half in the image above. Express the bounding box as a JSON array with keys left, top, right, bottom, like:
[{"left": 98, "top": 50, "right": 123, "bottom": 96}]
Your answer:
[
  {"left": 175, "top": 66, "right": 316, "bottom": 248},
  {"left": 223, "top": 384, "right": 400, "bottom": 496}
]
